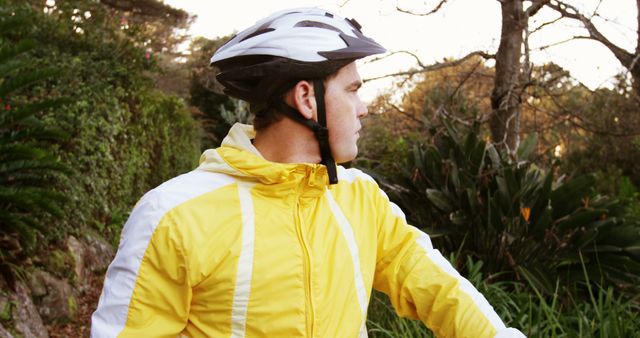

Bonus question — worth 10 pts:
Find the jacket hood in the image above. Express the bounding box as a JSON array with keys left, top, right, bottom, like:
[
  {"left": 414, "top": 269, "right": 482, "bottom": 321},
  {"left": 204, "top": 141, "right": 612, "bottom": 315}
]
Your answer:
[{"left": 198, "top": 123, "right": 330, "bottom": 189}]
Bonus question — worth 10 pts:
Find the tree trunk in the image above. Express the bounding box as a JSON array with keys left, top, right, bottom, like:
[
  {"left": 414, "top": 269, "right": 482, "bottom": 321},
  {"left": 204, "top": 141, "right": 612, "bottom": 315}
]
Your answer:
[
  {"left": 490, "top": 0, "right": 525, "bottom": 154},
  {"left": 634, "top": 0, "right": 640, "bottom": 98}
]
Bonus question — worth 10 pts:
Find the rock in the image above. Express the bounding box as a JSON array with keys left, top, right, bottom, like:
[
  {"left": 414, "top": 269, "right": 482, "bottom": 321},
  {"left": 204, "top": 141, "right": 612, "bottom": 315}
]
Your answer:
[
  {"left": 10, "top": 282, "right": 48, "bottom": 338},
  {"left": 0, "top": 323, "right": 14, "bottom": 338},
  {"left": 45, "top": 250, "right": 74, "bottom": 281},
  {"left": 67, "top": 236, "right": 86, "bottom": 285},
  {"left": 29, "top": 270, "right": 76, "bottom": 324},
  {"left": 27, "top": 272, "right": 46, "bottom": 298},
  {"left": 0, "top": 291, "right": 10, "bottom": 321},
  {"left": 82, "top": 232, "right": 114, "bottom": 273}
]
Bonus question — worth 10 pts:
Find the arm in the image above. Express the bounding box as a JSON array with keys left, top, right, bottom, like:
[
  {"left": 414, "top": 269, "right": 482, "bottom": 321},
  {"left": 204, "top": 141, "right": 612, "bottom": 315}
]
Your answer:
[
  {"left": 372, "top": 188, "right": 525, "bottom": 338},
  {"left": 91, "top": 193, "right": 191, "bottom": 338}
]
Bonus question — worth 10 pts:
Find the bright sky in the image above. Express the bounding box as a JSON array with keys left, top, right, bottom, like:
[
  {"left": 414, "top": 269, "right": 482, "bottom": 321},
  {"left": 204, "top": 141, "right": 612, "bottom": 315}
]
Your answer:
[{"left": 164, "top": 0, "right": 636, "bottom": 101}]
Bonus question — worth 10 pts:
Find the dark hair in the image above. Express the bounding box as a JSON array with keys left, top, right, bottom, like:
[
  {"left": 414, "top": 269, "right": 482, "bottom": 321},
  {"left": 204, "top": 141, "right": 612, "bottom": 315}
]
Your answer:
[
  {"left": 252, "top": 106, "right": 282, "bottom": 132},
  {"left": 250, "top": 78, "right": 296, "bottom": 132}
]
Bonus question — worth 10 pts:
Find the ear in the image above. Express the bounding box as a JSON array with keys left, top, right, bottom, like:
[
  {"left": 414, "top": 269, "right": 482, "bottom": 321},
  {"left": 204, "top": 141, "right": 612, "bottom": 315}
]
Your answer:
[{"left": 285, "top": 80, "right": 317, "bottom": 120}]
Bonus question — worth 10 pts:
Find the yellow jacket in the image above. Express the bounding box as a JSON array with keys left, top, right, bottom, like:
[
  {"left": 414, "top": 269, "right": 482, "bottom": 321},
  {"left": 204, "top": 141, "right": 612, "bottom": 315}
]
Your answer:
[{"left": 91, "top": 123, "right": 524, "bottom": 338}]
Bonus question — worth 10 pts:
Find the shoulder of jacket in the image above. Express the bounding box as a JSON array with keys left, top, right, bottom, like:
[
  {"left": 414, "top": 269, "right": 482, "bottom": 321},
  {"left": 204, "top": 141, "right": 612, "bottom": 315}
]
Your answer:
[
  {"left": 137, "top": 169, "right": 237, "bottom": 216},
  {"left": 337, "top": 166, "right": 377, "bottom": 185}
]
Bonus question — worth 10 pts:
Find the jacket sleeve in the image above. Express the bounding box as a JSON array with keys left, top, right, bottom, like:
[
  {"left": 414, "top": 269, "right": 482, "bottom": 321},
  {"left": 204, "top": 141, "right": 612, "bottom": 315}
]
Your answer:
[
  {"left": 371, "top": 187, "right": 525, "bottom": 338},
  {"left": 91, "top": 193, "right": 191, "bottom": 338}
]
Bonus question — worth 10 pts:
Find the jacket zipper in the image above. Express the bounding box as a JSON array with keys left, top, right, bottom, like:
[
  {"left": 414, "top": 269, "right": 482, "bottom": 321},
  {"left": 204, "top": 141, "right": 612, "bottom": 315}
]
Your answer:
[{"left": 295, "top": 199, "right": 315, "bottom": 337}]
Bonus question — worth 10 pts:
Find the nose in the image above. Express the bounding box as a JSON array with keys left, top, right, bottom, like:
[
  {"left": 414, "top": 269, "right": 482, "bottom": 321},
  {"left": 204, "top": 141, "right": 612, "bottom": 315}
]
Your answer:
[{"left": 356, "top": 97, "right": 368, "bottom": 118}]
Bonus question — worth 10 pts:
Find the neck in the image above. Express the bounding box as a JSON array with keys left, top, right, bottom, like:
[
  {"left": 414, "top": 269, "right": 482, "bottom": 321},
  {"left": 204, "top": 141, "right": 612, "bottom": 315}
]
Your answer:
[{"left": 253, "top": 117, "right": 321, "bottom": 164}]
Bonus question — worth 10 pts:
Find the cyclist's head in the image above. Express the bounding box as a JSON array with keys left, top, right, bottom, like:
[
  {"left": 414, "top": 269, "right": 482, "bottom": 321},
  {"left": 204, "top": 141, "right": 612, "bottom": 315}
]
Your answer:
[
  {"left": 210, "top": 7, "right": 386, "bottom": 184},
  {"left": 210, "top": 7, "right": 386, "bottom": 131}
]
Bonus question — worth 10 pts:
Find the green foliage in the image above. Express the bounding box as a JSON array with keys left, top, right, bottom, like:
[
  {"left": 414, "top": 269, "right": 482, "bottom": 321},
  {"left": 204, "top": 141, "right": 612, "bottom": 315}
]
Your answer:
[
  {"left": 356, "top": 112, "right": 414, "bottom": 177},
  {"left": 187, "top": 36, "right": 250, "bottom": 148},
  {"left": 0, "top": 17, "right": 71, "bottom": 259},
  {"left": 379, "top": 116, "right": 640, "bottom": 295},
  {"left": 0, "top": 1, "right": 201, "bottom": 249},
  {"left": 618, "top": 176, "right": 640, "bottom": 219},
  {"left": 559, "top": 84, "right": 640, "bottom": 189}
]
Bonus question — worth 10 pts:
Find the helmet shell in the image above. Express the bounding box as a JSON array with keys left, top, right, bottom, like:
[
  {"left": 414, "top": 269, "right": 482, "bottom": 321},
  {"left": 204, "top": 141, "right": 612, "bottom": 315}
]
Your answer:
[{"left": 210, "top": 7, "right": 386, "bottom": 103}]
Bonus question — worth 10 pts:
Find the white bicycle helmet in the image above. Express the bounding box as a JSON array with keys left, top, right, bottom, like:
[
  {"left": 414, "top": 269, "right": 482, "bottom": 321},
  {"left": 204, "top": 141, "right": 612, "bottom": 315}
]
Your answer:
[{"left": 210, "top": 7, "right": 386, "bottom": 184}]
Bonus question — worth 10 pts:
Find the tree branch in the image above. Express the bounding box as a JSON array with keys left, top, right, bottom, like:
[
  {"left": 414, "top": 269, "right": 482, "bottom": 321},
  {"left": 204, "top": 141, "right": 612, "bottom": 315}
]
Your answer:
[
  {"left": 396, "top": 0, "right": 448, "bottom": 16},
  {"left": 389, "top": 102, "right": 423, "bottom": 124},
  {"left": 547, "top": 0, "right": 634, "bottom": 68},
  {"left": 365, "top": 50, "right": 428, "bottom": 68},
  {"left": 364, "top": 50, "right": 494, "bottom": 83},
  {"left": 530, "top": 15, "right": 563, "bottom": 34},
  {"left": 591, "top": 0, "right": 604, "bottom": 19},
  {"left": 533, "top": 35, "right": 590, "bottom": 51},
  {"left": 525, "top": 0, "right": 551, "bottom": 17},
  {"left": 448, "top": 60, "right": 483, "bottom": 103}
]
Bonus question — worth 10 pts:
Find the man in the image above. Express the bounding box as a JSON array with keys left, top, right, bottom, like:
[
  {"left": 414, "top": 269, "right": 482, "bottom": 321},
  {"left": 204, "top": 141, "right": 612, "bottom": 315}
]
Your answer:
[{"left": 91, "top": 7, "right": 525, "bottom": 338}]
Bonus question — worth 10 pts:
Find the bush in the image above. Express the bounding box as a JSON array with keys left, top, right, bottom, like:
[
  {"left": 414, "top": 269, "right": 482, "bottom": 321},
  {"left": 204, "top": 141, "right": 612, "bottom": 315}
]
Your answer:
[
  {"left": 1, "top": 1, "right": 202, "bottom": 250},
  {"left": 0, "top": 11, "right": 72, "bottom": 274},
  {"left": 374, "top": 116, "right": 640, "bottom": 296}
]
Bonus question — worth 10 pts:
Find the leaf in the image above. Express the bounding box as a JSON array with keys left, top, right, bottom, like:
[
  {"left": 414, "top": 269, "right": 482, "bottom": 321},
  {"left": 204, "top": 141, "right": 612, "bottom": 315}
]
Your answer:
[
  {"left": 449, "top": 211, "right": 466, "bottom": 225},
  {"left": 556, "top": 209, "right": 608, "bottom": 233},
  {"left": 551, "top": 174, "right": 596, "bottom": 218},
  {"left": 0, "top": 39, "right": 36, "bottom": 65},
  {"left": 426, "top": 188, "right": 453, "bottom": 212},
  {"left": 466, "top": 187, "right": 479, "bottom": 211},
  {"left": 516, "top": 132, "right": 538, "bottom": 160},
  {"left": 441, "top": 117, "right": 461, "bottom": 149},
  {"left": 530, "top": 171, "right": 553, "bottom": 225},
  {"left": 469, "top": 140, "right": 487, "bottom": 177},
  {"left": 518, "top": 265, "right": 555, "bottom": 295},
  {"left": 532, "top": 206, "right": 553, "bottom": 233},
  {"left": 0, "top": 67, "right": 61, "bottom": 97},
  {"left": 486, "top": 143, "right": 501, "bottom": 168}
]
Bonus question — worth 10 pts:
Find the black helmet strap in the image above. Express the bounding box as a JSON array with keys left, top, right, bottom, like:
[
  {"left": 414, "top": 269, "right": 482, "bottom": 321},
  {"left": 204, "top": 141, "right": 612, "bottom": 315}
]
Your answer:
[
  {"left": 272, "top": 80, "right": 338, "bottom": 184},
  {"left": 313, "top": 80, "right": 338, "bottom": 185}
]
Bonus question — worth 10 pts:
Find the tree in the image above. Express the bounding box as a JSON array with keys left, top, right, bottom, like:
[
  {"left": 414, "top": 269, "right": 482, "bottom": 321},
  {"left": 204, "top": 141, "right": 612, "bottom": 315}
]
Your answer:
[
  {"left": 380, "top": 1, "right": 546, "bottom": 153},
  {"left": 545, "top": 0, "right": 640, "bottom": 99},
  {"left": 0, "top": 11, "right": 71, "bottom": 287},
  {"left": 376, "top": 0, "right": 637, "bottom": 155},
  {"left": 490, "top": 0, "right": 549, "bottom": 155},
  {"left": 98, "top": 0, "right": 191, "bottom": 55},
  {"left": 187, "top": 36, "right": 250, "bottom": 149},
  {"left": 2, "top": 0, "right": 201, "bottom": 247}
]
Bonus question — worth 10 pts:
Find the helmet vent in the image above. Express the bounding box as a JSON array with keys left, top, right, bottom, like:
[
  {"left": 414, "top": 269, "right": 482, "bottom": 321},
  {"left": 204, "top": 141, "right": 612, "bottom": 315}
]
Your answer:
[
  {"left": 346, "top": 18, "right": 362, "bottom": 32},
  {"left": 240, "top": 28, "right": 276, "bottom": 42},
  {"left": 294, "top": 20, "right": 342, "bottom": 33}
]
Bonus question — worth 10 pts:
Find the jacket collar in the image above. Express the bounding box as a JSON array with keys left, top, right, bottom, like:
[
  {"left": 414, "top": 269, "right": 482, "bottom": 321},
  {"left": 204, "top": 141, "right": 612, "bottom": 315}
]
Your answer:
[{"left": 198, "top": 123, "right": 330, "bottom": 192}]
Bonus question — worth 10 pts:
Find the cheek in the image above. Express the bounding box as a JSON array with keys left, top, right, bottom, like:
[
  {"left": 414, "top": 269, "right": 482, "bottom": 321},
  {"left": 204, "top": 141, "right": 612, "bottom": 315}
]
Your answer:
[{"left": 329, "top": 104, "right": 353, "bottom": 132}]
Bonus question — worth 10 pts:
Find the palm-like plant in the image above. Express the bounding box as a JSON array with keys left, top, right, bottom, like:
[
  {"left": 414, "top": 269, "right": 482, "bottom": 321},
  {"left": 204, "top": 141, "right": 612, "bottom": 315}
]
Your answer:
[
  {"left": 0, "top": 29, "right": 70, "bottom": 265},
  {"left": 381, "top": 117, "right": 640, "bottom": 294}
]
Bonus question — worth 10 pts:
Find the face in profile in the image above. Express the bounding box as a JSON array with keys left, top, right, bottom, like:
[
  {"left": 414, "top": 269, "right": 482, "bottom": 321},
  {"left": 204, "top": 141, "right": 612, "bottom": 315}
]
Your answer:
[{"left": 324, "top": 62, "right": 368, "bottom": 163}]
